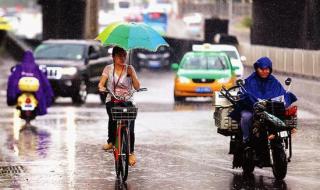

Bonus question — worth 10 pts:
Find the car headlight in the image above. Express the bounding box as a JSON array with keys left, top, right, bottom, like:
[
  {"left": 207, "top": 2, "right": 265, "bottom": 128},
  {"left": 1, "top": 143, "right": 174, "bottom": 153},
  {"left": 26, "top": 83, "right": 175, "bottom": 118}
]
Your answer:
[
  {"left": 163, "top": 52, "right": 170, "bottom": 58},
  {"left": 177, "top": 76, "right": 191, "bottom": 84},
  {"left": 61, "top": 67, "right": 77, "bottom": 76},
  {"left": 217, "top": 77, "right": 231, "bottom": 83},
  {"left": 137, "top": 53, "right": 147, "bottom": 59}
]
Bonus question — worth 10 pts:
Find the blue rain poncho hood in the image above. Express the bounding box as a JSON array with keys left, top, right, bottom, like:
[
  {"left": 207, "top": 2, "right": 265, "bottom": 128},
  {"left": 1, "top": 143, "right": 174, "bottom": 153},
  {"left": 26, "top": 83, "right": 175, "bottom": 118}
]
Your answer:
[{"left": 254, "top": 56, "right": 273, "bottom": 74}]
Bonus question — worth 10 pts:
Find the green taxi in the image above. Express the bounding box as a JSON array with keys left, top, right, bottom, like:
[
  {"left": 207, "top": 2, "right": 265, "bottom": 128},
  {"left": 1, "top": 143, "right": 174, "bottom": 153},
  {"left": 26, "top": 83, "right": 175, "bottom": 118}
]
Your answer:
[{"left": 171, "top": 50, "right": 238, "bottom": 102}]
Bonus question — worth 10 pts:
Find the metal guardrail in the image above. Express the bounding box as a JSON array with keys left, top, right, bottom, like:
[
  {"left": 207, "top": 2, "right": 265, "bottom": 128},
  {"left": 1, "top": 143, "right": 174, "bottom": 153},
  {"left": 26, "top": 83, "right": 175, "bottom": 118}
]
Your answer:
[
  {"left": 239, "top": 43, "right": 320, "bottom": 79},
  {"left": 0, "top": 31, "right": 32, "bottom": 61}
]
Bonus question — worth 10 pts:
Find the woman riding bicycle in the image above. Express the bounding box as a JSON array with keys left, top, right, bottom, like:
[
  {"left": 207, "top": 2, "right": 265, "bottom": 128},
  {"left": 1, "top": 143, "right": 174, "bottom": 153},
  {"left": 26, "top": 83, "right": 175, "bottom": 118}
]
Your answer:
[{"left": 98, "top": 46, "right": 140, "bottom": 166}]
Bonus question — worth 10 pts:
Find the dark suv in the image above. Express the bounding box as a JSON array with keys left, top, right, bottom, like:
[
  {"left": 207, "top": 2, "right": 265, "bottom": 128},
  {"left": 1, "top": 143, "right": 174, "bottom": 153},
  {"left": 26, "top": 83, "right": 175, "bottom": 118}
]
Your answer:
[
  {"left": 132, "top": 46, "right": 172, "bottom": 71},
  {"left": 34, "top": 39, "right": 113, "bottom": 104}
]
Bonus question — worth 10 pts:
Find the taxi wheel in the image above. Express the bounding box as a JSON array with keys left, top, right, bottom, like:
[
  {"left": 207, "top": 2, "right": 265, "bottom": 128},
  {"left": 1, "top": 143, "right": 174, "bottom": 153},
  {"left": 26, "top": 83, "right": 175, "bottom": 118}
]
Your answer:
[{"left": 174, "top": 95, "right": 185, "bottom": 102}]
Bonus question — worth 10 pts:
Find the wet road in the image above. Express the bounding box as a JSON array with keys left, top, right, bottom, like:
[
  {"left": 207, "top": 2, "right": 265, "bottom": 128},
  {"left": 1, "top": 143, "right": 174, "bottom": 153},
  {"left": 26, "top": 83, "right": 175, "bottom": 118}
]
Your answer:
[{"left": 0, "top": 56, "right": 320, "bottom": 190}]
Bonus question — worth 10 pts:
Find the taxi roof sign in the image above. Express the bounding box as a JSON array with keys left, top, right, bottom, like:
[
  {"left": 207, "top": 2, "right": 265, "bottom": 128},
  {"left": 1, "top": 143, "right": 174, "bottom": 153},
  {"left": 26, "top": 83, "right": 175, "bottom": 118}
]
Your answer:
[{"left": 192, "top": 43, "right": 215, "bottom": 51}]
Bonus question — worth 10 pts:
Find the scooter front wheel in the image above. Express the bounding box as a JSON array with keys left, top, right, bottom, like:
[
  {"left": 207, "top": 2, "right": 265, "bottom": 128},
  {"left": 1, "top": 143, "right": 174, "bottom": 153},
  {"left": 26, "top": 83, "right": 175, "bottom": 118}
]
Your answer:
[{"left": 272, "top": 146, "right": 287, "bottom": 180}]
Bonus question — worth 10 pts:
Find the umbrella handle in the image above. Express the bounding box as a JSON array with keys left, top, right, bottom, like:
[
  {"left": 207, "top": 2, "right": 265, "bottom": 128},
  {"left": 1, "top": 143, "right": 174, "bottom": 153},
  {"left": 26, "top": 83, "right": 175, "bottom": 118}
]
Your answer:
[{"left": 128, "top": 50, "right": 133, "bottom": 66}]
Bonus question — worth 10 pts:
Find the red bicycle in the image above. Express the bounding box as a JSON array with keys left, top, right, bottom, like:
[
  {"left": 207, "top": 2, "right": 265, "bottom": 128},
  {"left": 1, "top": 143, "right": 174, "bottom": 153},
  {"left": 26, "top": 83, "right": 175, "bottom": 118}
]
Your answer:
[{"left": 104, "top": 88, "right": 147, "bottom": 182}]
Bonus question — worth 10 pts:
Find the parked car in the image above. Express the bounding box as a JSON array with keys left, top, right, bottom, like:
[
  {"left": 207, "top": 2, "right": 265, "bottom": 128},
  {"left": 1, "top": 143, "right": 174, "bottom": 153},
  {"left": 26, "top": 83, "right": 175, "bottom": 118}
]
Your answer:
[
  {"left": 171, "top": 50, "right": 238, "bottom": 102},
  {"left": 132, "top": 45, "right": 172, "bottom": 70},
  {"left": 192, "top": 43, "right": 245, "bottom": 78},
  {"left": 34, "top": 39, "right": 113, "bottom": 104}
]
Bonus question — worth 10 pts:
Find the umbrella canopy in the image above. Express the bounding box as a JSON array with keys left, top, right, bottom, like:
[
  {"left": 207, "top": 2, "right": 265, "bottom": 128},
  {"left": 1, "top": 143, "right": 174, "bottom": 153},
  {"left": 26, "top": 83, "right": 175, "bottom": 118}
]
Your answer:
[{"left": 95, "top": 22, "right": 169, "bottom": 52}]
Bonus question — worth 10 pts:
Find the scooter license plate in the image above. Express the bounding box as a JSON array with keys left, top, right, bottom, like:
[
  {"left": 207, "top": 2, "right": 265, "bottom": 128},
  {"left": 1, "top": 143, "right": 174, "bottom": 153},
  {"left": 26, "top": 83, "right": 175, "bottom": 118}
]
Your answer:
[
  {"left": 21, "top": 104, "right": 35, "bottom": 111},
  {"left": 279, "top": 131, "right": 288, "bottom": 138}
]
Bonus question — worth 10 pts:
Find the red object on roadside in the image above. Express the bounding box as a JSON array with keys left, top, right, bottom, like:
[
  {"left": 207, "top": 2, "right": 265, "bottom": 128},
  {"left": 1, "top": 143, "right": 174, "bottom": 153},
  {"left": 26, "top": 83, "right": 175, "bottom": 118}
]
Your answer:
[{"left": 285, "top": 106, "right": 297, "bottom": 116}]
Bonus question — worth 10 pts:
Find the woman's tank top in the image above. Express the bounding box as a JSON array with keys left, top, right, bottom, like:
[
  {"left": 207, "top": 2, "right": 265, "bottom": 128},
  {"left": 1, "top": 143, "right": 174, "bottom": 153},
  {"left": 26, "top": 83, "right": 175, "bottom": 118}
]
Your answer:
[{"left": 102, "top": 64, "right": 133, "bottom": 102}]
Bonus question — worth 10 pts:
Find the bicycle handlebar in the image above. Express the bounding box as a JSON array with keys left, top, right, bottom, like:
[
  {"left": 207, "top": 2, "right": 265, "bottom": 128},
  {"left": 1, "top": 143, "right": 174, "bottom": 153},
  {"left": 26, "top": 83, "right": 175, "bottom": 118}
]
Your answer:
[{"left": 100, "top": 88, "right": 148, "bottom": 101}]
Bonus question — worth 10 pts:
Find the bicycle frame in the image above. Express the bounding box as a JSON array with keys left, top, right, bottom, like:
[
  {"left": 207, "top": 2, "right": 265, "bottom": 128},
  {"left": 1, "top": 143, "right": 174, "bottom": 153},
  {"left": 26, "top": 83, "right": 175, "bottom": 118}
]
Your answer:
[
  {"left": 111, "top": 106, "right": 138, "bottom": 182},
  {"left": 114, "top": 120, "right": 131, "bottom": 161}
]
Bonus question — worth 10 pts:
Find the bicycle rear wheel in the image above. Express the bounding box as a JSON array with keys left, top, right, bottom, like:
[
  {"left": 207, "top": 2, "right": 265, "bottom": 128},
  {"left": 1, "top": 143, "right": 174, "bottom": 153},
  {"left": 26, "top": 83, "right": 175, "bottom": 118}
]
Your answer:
[
  {"left": 115, "top": 159, "right": 120, "bottom": 178},
  {"left": 119, "top": 127, "right": 129, "bottom": 181},
  {"left": 113, "top": 139, "right": 120, "bottom": 178}
]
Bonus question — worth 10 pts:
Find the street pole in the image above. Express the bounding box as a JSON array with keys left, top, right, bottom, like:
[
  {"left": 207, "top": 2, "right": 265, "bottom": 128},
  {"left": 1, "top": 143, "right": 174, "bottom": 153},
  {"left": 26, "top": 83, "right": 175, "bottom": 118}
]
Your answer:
[{"left": 229, "top": 0, "right": 233, "bottom": 21}]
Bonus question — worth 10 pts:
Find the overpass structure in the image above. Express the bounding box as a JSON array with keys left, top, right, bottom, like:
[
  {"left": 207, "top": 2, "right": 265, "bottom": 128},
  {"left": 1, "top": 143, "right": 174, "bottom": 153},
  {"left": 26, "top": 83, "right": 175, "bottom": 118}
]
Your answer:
[
  {"left": 37, "top": 0, "right": 320, "bottom": 50},
  {"left": 38, "top": 0, "right": 99, "bottom": 40},
  {"left": 2, "top": 0, "right": 318, "bottom": 78}
]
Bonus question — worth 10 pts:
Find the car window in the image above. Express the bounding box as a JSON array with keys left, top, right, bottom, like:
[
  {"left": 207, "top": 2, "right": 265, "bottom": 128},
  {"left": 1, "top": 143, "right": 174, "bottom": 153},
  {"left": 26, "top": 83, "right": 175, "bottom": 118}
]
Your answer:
[
  {"left": 222, "top": 50, "right": 239, "bottom": 59},
  {"left": 88, "top": 45, "right": 99, "bottom": 56},
  {"left": 181, "top": 54, "right": 229, "bottom": 70},
  {"left": 89, "top": 45, "right": 109, "bottom": 57},
  {"left": 34, "top": 43, "right": 86, "bottom": 60},
  {"left": 98, "top": 45, "right": 109, "bottom": 57},
  {"left": 119, "top": 1, "right": 130, "bottom": 8}
]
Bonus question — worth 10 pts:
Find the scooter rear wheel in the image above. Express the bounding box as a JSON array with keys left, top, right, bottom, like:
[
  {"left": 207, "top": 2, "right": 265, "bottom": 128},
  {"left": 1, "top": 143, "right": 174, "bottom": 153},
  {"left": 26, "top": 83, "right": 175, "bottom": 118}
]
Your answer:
[{"left": 242, "top": 147, "right": 255, "bottom": 174}]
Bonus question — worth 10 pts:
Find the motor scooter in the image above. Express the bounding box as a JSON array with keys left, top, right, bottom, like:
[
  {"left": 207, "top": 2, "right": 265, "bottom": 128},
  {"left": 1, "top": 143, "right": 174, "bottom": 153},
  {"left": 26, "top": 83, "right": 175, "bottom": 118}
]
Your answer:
[
  {"left": 16, "top": 76, "right": 39, "bottom": 126},
  {"left": 214, "top": 78, "right": 297, "bottom": 180}
]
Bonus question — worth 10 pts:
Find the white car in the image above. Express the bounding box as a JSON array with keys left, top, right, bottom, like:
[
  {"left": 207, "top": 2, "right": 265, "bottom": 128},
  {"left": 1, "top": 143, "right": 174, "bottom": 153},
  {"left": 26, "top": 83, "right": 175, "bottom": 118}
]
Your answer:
[
  {"left": 182, "top": 13, "right": 203, "bottom": 38},
  {"left": 192, "top": 44, "right": 246, "bottom": 78}
]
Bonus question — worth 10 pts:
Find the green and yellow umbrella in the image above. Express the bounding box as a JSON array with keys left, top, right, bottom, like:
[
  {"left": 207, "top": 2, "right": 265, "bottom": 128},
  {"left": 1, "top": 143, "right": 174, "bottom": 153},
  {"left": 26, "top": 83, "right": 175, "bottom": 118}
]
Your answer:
[{"left": 95, "top": 22, "right": 169, "bottom": 52}]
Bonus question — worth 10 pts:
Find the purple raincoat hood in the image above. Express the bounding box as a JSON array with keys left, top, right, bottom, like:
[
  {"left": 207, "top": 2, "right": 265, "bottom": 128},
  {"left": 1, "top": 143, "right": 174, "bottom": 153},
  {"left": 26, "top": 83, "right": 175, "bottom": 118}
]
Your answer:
[{"left": 20, "top": 50, "right": 38, "bottom": 75}]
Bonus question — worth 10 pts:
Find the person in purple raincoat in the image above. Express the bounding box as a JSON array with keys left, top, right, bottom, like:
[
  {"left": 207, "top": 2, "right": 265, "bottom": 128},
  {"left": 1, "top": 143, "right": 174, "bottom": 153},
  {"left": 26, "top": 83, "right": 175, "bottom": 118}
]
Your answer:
[{"left": 7, "top": 50, "right": 54, "bottom": 115}]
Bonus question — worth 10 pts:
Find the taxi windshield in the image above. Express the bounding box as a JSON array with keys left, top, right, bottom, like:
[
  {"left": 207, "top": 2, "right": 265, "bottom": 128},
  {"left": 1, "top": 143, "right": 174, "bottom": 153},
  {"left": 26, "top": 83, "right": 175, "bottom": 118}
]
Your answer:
[
  {"left": 222, "top": 50, "right": 238, "bottom": 59},
  {"left": 181, "top": 54, "right": 229, "bottom": 70}
]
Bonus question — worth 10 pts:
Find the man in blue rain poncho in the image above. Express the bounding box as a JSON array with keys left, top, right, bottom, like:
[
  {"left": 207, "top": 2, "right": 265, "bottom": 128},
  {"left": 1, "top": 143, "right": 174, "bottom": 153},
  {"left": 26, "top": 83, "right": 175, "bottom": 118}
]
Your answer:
[
  {"left": 230, "top": 57, "right": 297, "bottom": 145},
  {"left": 7, "top": 50, "right": 54, "bottom": 115}
]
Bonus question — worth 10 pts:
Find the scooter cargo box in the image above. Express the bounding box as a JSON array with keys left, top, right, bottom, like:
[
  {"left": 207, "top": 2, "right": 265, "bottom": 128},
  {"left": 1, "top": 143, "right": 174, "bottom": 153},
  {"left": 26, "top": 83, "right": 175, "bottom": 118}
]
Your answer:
[
  {"left": 214, "top": 106, "right": 239, "bottom": 136},
  {"left": 213, "top": 89, "right": 239, "bottom": 107},
  {"left": 18, "top": 77, "right": 40, "bottom": 92},
  {"left": 213, "top": 91, "right": 232, "bottom": 106}
]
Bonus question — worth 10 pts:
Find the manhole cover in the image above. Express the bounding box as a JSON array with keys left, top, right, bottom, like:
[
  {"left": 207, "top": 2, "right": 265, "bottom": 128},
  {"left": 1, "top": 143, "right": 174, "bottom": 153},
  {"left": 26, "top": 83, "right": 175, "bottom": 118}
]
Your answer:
[{"left": 0, "top": 165, "right": 25, "bottom": 175}]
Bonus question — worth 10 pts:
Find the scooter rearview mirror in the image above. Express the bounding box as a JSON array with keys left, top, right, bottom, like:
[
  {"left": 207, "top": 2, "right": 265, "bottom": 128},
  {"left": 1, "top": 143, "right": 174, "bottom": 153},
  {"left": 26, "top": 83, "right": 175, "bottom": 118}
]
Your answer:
[
  {"left": 236, "top": 79, "right": 244, "bottom": 86},
  {"left": 285, "top": 78, "right": 292, "bottom": 86},
  {"left": 10, "top": 66, "right": 16, "bottom": 73}
]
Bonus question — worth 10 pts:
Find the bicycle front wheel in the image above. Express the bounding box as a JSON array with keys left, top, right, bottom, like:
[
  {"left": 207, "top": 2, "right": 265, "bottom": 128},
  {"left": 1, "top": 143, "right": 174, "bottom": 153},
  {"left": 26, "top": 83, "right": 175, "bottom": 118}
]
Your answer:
[{"left": 119, "top": 127, "right": 129, "bottom": 182}]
